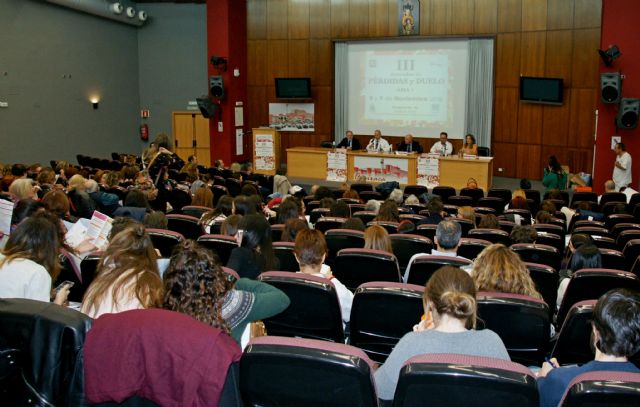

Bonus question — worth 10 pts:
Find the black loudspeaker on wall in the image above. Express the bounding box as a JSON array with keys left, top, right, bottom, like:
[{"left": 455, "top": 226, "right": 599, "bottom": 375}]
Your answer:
[
  {"left": 617, "top": 98, "right": 640, "bottom": 129},
  {"left": 196, "top": 96, "right": 218, "bottom": 119},
  {"left": 600, "top": 72, "right": 621, "bottom": 104},
  {"left": 210, "top": 76, "right": 224, "bottom": 99}
]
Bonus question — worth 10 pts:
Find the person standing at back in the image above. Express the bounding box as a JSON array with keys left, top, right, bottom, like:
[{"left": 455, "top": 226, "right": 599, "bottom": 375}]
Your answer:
[{"left": 613, "top": 142, "right": 632, "bottom": 191}]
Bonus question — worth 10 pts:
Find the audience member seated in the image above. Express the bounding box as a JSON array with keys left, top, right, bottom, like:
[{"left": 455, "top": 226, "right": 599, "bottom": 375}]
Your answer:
[
  {"left": 471, "top": 244, "right": 542, "bottom": 299},
  {"left": 227, "top": 214, "right": 278, "bottom": 279},
  {"left": 220, "top": 214, "right": 242, "bottom": 237},
  {"left": 598, "top": 180, "right": 617, "bottom": 204},
  {"left": 342, "top": 217, "right": 366, "bottom": 231},
  {"left": 81, "top": 224, "right": 163, "bottom": 318},
  {"left": 375, "top": 266, "right": 510, "bottom": 400},
  {"left": 397, "top": 219, "right": 416, "bottom": 234},
  {"left": 542, "top": 155, "right": 568, "bottom": 192},
  {"left": 388, "top": 189, "right": 404, "bottom": 205},
  {"left": 143, "top": 210, "right": 168, "bottom": 230},
  {"left": 404, "top": 194, "right": 420, "bottom": 206},
  {"left": 273, "top": 166, "right": 293, "bottom": 196},
  {"left": 233, "top": 195, "right": 258, "bottom": 216},
  {"left": 8, "top": 199, "right": 43, "bottom": 234},
  {"left": 85, "top": 179, "right": 120, "bottom": 216},
  {"left": 457, "top": 206, "right": 476, "bottom": 228},
  {"left": 342, "top": 188, "right": 361, "bottom": 201},
  {"left": 8, "top": 178, "right": 36, "bottom": 200},
  {"left": 375, "top": 200, "right": 400, "bottom": 223},
  {"left": 191, "top": 186, "right": 213, "bottom": 208},
  {"left": 314, "top": 186, "right": 334, "bottom": 201},
  {"left": 537, "top": 289, "right": 640, "bottom": 407},
  {"left": 200, "top": 195, "right": 233, "bottom": 233},
  {"left": 66, "top": 174, "right": 96, "bottom": 219},
  {"left": 277, "top": 196, "right": 304, "bottom": 224},
  {"left": 113, "top": 189, "right": 151, "bottom": 222},
  {"left": 281, "top": 218, "right": 309, "bottom": 243},
  {"left": 364, "top": 199, "right": 381, "bottom": 214},
  {"left": 510, "top": 225, "right": 537, "bottom": 244},
  {"left": 364, "top": 225, "right": 393, "bottom": 254},
  {"left": 294, "top": 229, "right": 353, "bottom": 324},
  {"left": 330, "top": 200, "right": 350, "bottom": 218},
  {"left": 478, "top": 214, "right": 500, "bottom": 229},
  {"left": 0, "top": 212, "right": 69, "bottom": 305},
  {"left": 163, "top": 240, "right": 289, "bottom": 347},
  {"left": 535, "top": 210, "right": 553, "bottom": 224},
  {"left": 417, "top": 196, "right": 446, "bottom": 225},
  {"left": 557, "top": 243, "right": 602, "bottom": 308}
]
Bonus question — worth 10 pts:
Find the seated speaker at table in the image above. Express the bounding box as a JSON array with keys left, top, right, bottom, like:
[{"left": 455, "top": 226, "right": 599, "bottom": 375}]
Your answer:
[
  {"left": 365, "top": 129, "right": 391, "bottom": 153},
  {"left": 397, "top": 134, "right": 423, "bottom": 154},
  {"left": 336, "top": 130, "right": 361, "bottom": 150},
  {"left": 429, "top": 131, "right": 453, "bottom": 156}
]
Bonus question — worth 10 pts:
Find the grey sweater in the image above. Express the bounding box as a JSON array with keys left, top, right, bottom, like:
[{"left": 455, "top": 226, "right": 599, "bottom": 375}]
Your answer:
[{"left": 374, "top": 329, "right": 510, "bottom": 400}]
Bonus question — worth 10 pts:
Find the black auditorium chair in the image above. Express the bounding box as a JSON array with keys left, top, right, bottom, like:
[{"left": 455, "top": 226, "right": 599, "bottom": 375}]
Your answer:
[
  {"left": 498, "top": 220, "right": 516, "bottom": 235},
  {"left": 477, "top": 197, "right": 505, "bottom": 214},
  {"left": 617, "top": 229, "right": 640, "bottom": 251},
  {"left": 551, "top": 300, "right": 596, "bottom": 365},
  {"left": 349, "top": 282, "right": 424, "bottom": 363},
  {"left": 147, "top": 228, "right": 184, "bottom": 258},
  {"left": 257, "top": 272, "right": 345, "bottom": 342},
  {"left": 457, "top": 238, "right": 491, "bottom": 261},
  {"left": 590, "top": 236, "right": 617, "bottom": 250},
  {"left": 449, "top": 218, "right": 474, "bottom": 237},
  {"left": 333, "top": 248, "right": 401, "bottom": 291},
  {"left": 556, "top": 269, "right": 640, "bottom": 326},
  {"left": 487, "top": 188, "right": 512, "bottom": 205},
  {"left": 225, "top": 178, "right": 242, "bottom": 197},
  {"left": 504, "top": 209, "right": 532, "bottom": 225},
  {"left": 392, "top": 354, "right": 539, "bottom": 407},
  {"left": 415, "top": 224, "right": 438, "bottom": 241},
  {"left": 468, "top": 228, "right": 511, "bottom": 245},
  {"left": 599, "top": 192, "right": 627, "bottom": 207},
  {"left": 273, "top": 242, "right": 298, "bottom": 272},
  {"left": 477, "top": 146, "right": 491, "bottom": 157},
  {"left": 623, "top": 239, "right": 640, "bottom": 270},
  {"left": 166, "top": 214, "right": 205, "bottom": 240},
  {"left": 525, "top": 262, "right": 559, "bottom": 314},
  {"left": 211, "top": 185, "right": 228, "bottom": 205},
  {"left": 534, "top": 232, "right": 564, "bottom": 254},
  {"left": 460, "top": 187, "right": 484, "bottom": 204},
  {"left": 314, "top": 217, "right": 347, "bottom": 233},
  {"left": 310, "top": 208, "right": 330, "bottom": 225},
  {"left": 558, "top": 371, "right": 640, "bottom": 407},
  {"left": 240, "top": 336, "right": 378, "bottom": 407},
  {"left": 570, "top": 191, "right": 598, "bottom": 208},
  {"left": 404, "top": 185, "right": 428, "bottom": 198},
  {"left": 605, "top": 213, "right": 635, "bottom": 230},
  {"left": 524, "top": 189, "right": 541, "bottom": 206},
  {"left": 390, "top": 234, "right": 433, "bottom": 272},
  {"left": 270, "top": 223, "right": 284, "bottom": 242},
  {"left": 399, "top": 214, "right": 426, "bottom": 224},
  {"left": 360, "top": 190, "right": 383, "bottom": 201},
  {"left": 352, "top": 211, "right": 377, "bottom": 225},
  {"left": 167, "top": 189, "right": 192, "bottom": 213},
  {"left": 181, "top": 205, "right": 211, "bottom": 219},
  {"left": 573, "top": 226, "right": 611, "bottom": 239},
  {"left": 534, "top": 223, "right": 566, "bottom": 242},
  {"left": 476, "top": 292, "right": 550, "bottom": 366},
  {"left": 350, "top": 183, "right": 374, "bottom": 194},
  {"left": 431, "top": 186, "right": 456, "bottom": 203},
  {"left": 404, "top": 255, "right": 472, "bottom": 286},
  {"left": 79, "top": 253, "right": 102, "bottom": 300},
  {"left": 367, "top": 221, "right": 401, "bottom": 235},
  {"left": 197, "top": 234, "right": 237, "bottom": 265},
  {"left": 510, "top": 243, "right": 562, "bottom": 272},
  {"left": 447, "top": 195, "right": 473, "bottom": 207},
  {"left": 324, "top": 229, "right": 365, "bottom": 265}
]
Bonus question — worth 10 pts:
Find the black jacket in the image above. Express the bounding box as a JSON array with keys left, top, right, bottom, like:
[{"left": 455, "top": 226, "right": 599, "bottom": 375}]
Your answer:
[
  {"left": 0, "top": 298, "right": 92, "bottom": 406},
  {"left": 336, "top": 137, "right": 361, "bottom": 150},
  {"left": 397, "top": 141, "right": 423, "bottom": 153}
]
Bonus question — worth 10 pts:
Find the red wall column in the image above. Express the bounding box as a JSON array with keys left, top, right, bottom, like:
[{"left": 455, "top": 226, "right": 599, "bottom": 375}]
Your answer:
[
  {"left": 206, "top": 0, "right": 248, "bottom": 165},
  {"left": 594, "top": 0, "right": 640, "bottom": 193}
]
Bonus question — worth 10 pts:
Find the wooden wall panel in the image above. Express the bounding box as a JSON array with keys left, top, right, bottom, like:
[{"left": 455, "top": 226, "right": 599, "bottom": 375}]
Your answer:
[
  {"left": 247, "top": 86, "right": 267, "bottom": 129},
  {"left": 247, "top": 0, "right": 267, "bottom": 40},
  {"left": 516, "top": 144, "right": 542, "bottom": 180},
  {"left": 520, "top": 31, "right": 546, "bottom": 77},
  {"left": 568, "top": 88, "right": 597, "bottom": 149},
  {"left": 310, "top": 40, "right": 333, "bottom": 86},
  {"left": 313, "top": 86, "right": 333, "bottom": 134},
  {"left": 517, "top": 103, "right": 543, "bottom": 145},
  {"left": 522, "top": 0, "right": 547, "bottom": 32},
  {"left": 493, "top": 88, "right": 519, "bottom": 143},
  {"left": 428, "top": 0, "right": 452, "bottom": 35},
  {"left": 287, "top": 40, "right": 310, "bottom": 77},
  {"left": 495, "top": 33, "right": 521, "bottom": 87},
  {"left": 310, "top": 0, "right": 331, "bottom": 38},
  {"left": 497, "top": 0, "right": 522, "bottom": 33},
  {"left": 450, "top": 0, "right": 475, "bottom": 35},
  {"left": 369, "top": 0, "right": 389, "bottom": 37},
  {"left": 492, "top": 142, "right": 517, "bottom": 177},
  {"left": 267, "top": 40, "right": 289, "bottom": 79},
  {"left": 572, "top": 28, "right": 601, "bottom": 88},
  {"left": 474, "top": 0, "right": 498, "bottom": 34},
  {"left": 267, "top": 0, "right": 288, "bottom": 39},
  {"left": 331, "top": 0, "right": 350, "bottom": 38},
  {"left": 547, "top": 0, "right": 574, "bottom": 30},
  {"left": 542, "top": 90, "right": 572, "bottom": 147},
  {"left": 574, "top": 0, "right": 602, "bottom": 29},
  {"left": 349, "top": 0, "right": 370, "bottom": 38},
  {"left": 247, "top": 40, "right": 268, "bottom": 86},
  {"left": 544, "top": 30, "right": 573, "bottom": 85},
  {"left": 288, "top": 0, "right": 310, "bottom": 39}
]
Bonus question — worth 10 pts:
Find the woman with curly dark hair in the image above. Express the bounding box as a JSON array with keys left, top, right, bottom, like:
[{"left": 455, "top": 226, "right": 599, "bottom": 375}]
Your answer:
[
  {"left": 375, "top": 200, "right": 400, "bottom": 223},
  {"left": 163, "top": 240, "right": 289, "bottom": 346}
]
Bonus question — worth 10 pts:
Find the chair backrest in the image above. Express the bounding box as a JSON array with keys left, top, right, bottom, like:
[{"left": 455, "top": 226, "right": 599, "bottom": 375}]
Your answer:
[
  {"left": 504, "top": 209, "right": 532, "bottom": 225},
  {"left": 166, "top": 214, "right": 205, "bottom": 240},
  {"left": 351, "top": 183, "right": 374, "bottom": 194},
  {"left": 393, "top": 354, "right": 538, "bottom": 407},
  {"left": 324, "top": 229, "right": 366, "bottom": 263},
  {"left": 468, "top": 228, "right": 511, "bottom": 245},
  {"left": 405, "top": 255, "right": 472, "bottom": 286},
  {"left": 460, "top": 187, "right": 485, "bottom": 203},
  {"left": 0, "top": 299, "right": 93, "bottom": 406},
  {"left": 257, "top": 272, "right": 345, "bottom": 342},
  {"left": 399, "top": 214, "right": 426, "bottom": 224},
  {"left": 353, "top": 211, "right": 377, "bottom": 225},
  {"left": 598, "top": 248, "right": 627, "bottom": 271},
  {"left": 590, "top": 235, "right": 617, "bottom": 250},
  {"left": 310, "top": 207, "right": 331, "bottom": 225},
  {"left": 432, "top": 186, "right": 456, "bottom": 203},
  {"left": 360, "top": 190, "right": 383, "bottom": 201},
  {"left": 617, "top": 229, "right": 640, "bottom": 251},
  {"left": 147, "top": 228, "right": 185, "bottom": 257},
  {"left": 524, "top": 262, "right": 559, "bottom": 313},
  {"left": 559, "top": 371, "right": 640, "bottom": 407},
  {"left": 551, "top": 300, "right": 596, "bottom": 365},
  {"left": 181, "top": 205, "right": 211, "bottom": 219},
  {"left": 448, "top": 195, "right": 474, "bottom": 207},
  {"left": 476, "top": 291, "right": 550, "bottom": 366},
  {"left": 314, "top": 217, "right": 347, "bottom": 233},
  {"left": 79, "top": 253, "right": 102, "bottom": 298},
  {"left": 534, "top": 223, "right": 566, "bottom": 240},
  {"left": 599, "top": 192, "right": 627, "bottom": 207},
  {"left": 367, "top": 220, "right": 401, "bottom": 234},
  {"left": 457, "top": 238, "right": 491, "bottom": 260},
  {"left": 510, "top": 243, "right": 562, "bottom": 271},
  {"left": 623, "top": 239, "right": 640, "bottom": 270},
  {"left": 225, "top": 177, "right": 242, "bottom": 196},
  {"left": 573, "top": 226, "right": 611, "bottom": 239},
  {"left": 240, "top": 336, "right": 378, "bottom": 407},
  {"left": 487, "top": 188, "right": 512, "bottom": 205},
  {"left": 415, "top": 223, "right": 438, "bottom": 240},
  {"left": 334, "top": 248, "right": 401, "bottom": 290},
  {"left": 350, "top": 282, "right": 424, "bottom": 363},
  {"left": 605, "top": 213, "right": 635, "bottom": 230},
  {"left": 570, "top": 191, "right": 598, "bottom": 208},
  {"left": 167, "top": 189, "right": 192, "bottom": 212},
  {"left": 477, "top": 197, "right": 505, "bottom": 214},
  {"left": 197, "top": 234, "right": 238, "bottom": 265},
  {"left": 477, "top": 146, "right": 491, "bottom": 157},
  {"left": 498, "top": 220, "right": 516, "bottom": 234},
  {"left": 390, "top": 234, "right": 433, "bottom": 270},
  {"left": 557, "top": 268, "right": 640, "bottom": 326},
  {"left": 534, "top": 231, "right": 564, "bottom": 254},
  {"left": 403, "top": 185, "right": 428, "bottom": 197},
  {"left": 273, "top": 242, "right": 299, "bottom": 272},
  {"left": 270, "top": 223, "right": 284, "bottom": 242}
]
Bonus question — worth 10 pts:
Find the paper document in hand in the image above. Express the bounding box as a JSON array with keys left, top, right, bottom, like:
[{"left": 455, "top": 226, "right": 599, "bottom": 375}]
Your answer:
[
  {"left": 0, "top": 199, "right": 14, "bottom": 235},
  {"left": 88, "top": 211, "right": 113, "bottom": 250}
]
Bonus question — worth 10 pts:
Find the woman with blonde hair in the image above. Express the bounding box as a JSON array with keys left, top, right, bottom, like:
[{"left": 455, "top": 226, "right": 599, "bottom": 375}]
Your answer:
[
  {"left": 457, "top": 206, "right": 476, "bottom": 227},
  {"left": 67, "top": 174, "right": 96, "bottom": 219},
  {"left": 364, "top": 225, "right": 393, "bottom": 254},
  {"left": 9, "top": 178, "right": 36, "bottom": 200},
  {"left": 471, "top": 243, "right": 542, "bottom": 299},
  {"left": 375, "top": 266, "right": 509, "bottom": 400},
  {"left": 81, "top": 224, "right": 163, "bottom": 318}
]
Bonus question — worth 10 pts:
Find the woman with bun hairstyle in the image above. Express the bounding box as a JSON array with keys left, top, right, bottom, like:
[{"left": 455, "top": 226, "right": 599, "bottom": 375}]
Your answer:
[
  {"left": 81, "top": 224, "right": 163, "bottom": 318},
  {"left": 374, "top": 266, "right": 510, "bottom": 400}
]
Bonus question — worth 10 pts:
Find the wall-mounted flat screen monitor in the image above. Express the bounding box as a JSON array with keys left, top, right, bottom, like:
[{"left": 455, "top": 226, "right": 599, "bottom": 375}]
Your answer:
[
  {"left": 275, "top": 78, "right": 311, "bottom": 99},
  {"left": 520, "top": 76, "right": 563, "bottom": 105}
]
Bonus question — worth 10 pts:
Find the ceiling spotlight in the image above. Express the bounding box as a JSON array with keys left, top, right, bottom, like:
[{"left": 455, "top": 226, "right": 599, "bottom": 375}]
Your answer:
[
  {"left": 138, "top": 10, "right": 147, "bottom": 22},
  {"left": 126, "top": 7, "right": 136, "bottom": 18},
  {"left": 110, "top": 2, "right": 123, "bottom": 14},
  {"left": 598, "top": 45, "right": 621, "bottom": 67}
]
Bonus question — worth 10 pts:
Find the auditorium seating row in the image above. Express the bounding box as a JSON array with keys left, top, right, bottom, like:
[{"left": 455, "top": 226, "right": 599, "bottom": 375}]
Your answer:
[{"left": 1, "top": 298, "right": 639, "bottom": 406}]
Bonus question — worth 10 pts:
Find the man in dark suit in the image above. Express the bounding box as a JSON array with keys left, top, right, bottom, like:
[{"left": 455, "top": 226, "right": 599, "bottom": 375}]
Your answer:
[
  {"left": 336, "top": 130, "right": 361, "bottom": 150},
  {"left": 397, "top": 134, "right": 422, "bottom": 154}
]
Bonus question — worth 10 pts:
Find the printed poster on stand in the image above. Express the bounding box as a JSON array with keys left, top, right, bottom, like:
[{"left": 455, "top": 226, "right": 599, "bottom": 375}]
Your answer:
[
  {"left": 417, "top": 153, "right": 440, "bottom": 187},
  {"left": 254, "top": 133, "right": 275, "bottom": 171},
  {"left": 326, "top": 150, "right": 347, "bottom": 182}
]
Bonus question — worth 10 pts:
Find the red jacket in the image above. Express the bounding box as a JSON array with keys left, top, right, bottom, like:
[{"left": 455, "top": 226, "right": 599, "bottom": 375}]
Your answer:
[{"left": 84, "top": 309, "right": 241, "bottom": 407}]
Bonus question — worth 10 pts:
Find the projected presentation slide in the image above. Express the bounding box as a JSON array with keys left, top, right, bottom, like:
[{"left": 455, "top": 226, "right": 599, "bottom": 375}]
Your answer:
[{"left": 346, "top": 40, "right": 469, "bottom": 138}]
